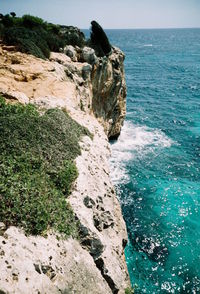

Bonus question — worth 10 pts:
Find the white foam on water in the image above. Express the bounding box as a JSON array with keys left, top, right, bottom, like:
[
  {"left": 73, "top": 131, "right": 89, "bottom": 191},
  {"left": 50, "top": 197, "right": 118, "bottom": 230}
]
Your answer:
[
  {"left": 110, "top": 121, "right": 173, "bottom": 185},
  {"left": 143, "top": 44, "right": 153, "bottom": 47}
]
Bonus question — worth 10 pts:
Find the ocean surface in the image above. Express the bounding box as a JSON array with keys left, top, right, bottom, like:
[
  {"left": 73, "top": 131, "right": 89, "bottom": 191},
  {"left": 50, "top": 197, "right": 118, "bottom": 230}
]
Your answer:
[{"left": 105, "top": 29, "right": 200, "bottom": 293}]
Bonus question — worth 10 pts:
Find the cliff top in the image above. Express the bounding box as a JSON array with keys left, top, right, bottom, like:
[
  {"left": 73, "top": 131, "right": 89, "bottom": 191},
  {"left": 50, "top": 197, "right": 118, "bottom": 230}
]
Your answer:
[{"left": 0, "top": 13, "right": 113, "bottom": 60}]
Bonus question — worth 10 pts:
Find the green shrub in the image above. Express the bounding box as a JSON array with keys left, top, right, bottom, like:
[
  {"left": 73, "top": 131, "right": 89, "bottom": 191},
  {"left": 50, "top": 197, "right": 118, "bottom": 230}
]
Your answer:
[
  {"left": 125, "top": 288, "right": 134, "bottom": 294},
  {"left": 46, "top": 23, "right": 60, "bottom": 34},
  {"left": 45, "top": 32, "right": 65, "bottom": 52},
  {"left": 4, "top": 27, "right": 50, "bottom": 58},
  {"left": 0, "top": 23, "right": 4, "bottom": 38},
  {"left": 22, "top": 14, "right": 45, "bottom": 29},
  {"left": 0, "top": 97, "right": 91, "bottom": 237},
  {"left": 1, "top": 14, "right": 14, "bottom": 27},
  {"left": 0, "top": 13, "right": 86, "bottom": 58}
]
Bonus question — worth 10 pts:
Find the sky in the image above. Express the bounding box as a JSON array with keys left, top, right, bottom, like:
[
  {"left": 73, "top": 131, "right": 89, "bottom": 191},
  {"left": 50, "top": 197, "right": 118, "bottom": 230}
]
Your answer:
[{"left": 1, "top": 0, "right": 200, "bottom": 29}]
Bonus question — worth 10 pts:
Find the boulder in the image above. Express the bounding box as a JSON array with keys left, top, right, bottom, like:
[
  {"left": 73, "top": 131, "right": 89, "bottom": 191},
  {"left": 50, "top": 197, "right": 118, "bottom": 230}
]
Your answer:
[
  {"left": 81, "top": 46, "right": 98, "bottom": 65},
  {"left": 64, "top": 45, "right": 77, "bottom": 62}
]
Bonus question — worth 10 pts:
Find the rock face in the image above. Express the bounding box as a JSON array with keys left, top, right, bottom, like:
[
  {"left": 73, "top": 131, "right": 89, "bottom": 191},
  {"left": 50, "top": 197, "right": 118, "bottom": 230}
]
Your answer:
[
  {"left": 91, "top": 47, "right": 126, "bottom": 139},
  {"left": 0, "top": 227, "right": 111, "bottom": 294},
  {"left": 0, "top": 43, "right": 129, "bottom": 293}
]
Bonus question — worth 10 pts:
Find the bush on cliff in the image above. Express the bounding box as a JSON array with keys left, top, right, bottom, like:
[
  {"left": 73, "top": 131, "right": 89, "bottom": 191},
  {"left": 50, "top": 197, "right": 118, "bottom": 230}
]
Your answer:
[
  {"left": 4, "top": 26, "right": 51, "bottom": 59},
  {"left": 0, "top": 97, "right": 91, "bottom": 237},
  {"left": 0, "top": 13, "right": 86, "bottom": 59},
  {"left": 59, "top": 25, "right": 86, "bottom": 48},
  {"left": 21, "top": 14, "right": 45, "bottom": 29}
]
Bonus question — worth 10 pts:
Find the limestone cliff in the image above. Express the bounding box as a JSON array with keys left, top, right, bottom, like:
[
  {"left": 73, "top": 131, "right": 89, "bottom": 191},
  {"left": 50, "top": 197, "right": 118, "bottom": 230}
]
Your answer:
[
  {"left": 0, "top": 43, "right": 130, "bottom": 293},
  {"left": 91, "top": 47, "right": 126, "bottom": 139}
]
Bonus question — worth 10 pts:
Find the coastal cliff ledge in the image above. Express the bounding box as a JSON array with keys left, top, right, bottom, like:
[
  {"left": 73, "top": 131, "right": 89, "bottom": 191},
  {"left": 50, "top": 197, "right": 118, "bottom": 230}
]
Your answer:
[{"left": 0, "top": 28, "right": 130, "bottom": 294}]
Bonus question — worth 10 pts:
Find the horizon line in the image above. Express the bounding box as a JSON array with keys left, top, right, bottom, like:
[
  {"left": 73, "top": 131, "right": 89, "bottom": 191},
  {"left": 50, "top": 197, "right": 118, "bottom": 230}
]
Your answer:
[{"left": 81, "top": 26, "right": 200, "bottom": 30}]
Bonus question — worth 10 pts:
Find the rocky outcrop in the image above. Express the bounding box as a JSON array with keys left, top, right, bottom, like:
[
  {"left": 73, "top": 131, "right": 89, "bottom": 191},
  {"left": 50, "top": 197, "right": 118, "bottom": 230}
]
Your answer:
[
  {"left": 90, "top": 21, "right": 112, "bottom": 57},
  {"left": 91, "top": 47, "right": 126, "bottom": 139},
  {"left": 0, "top": 43, "right": 129, "bottom": 293},
  {"left": 62, "top": 44, "right": 126, "bottom": 139},
  {"left": 0, "top": 42, "right": 126, "bottom": 139}
]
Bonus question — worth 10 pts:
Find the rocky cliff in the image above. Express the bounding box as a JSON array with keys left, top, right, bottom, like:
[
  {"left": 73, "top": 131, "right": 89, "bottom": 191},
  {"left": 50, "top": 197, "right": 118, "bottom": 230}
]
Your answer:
[{"left": 0, "top": 42, "right": 130, "bottom": 293}]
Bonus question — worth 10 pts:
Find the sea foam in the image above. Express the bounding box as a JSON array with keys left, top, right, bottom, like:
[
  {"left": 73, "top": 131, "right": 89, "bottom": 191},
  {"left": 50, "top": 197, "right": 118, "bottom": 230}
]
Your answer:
[{"left": 110, "top": 121, "right": 173, "bottom": 185}]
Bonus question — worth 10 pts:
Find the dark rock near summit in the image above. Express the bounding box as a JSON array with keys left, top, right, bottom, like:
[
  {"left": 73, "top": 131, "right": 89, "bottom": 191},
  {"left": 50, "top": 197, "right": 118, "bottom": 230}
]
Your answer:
[{"left": 90, "top": 20, "right": 112, "bottom": 57}]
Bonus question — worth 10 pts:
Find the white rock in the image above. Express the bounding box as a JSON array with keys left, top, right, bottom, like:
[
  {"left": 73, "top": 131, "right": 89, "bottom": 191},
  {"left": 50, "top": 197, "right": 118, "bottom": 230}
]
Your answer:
[
  {"left": 64, "top": 45, "right": 77, "bottom": 62},
  {"left": 49, "top": 52, "right": 71, "bottom": 64},
  {"left": 82, "top": 46, "right": 98, "bottom": 64}
]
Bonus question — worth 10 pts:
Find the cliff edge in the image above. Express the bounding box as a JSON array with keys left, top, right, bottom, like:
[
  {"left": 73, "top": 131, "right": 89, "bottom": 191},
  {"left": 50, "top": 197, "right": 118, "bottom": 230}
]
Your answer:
[{"left": 0, "top": 34, "right": 130, "bottom": 293}]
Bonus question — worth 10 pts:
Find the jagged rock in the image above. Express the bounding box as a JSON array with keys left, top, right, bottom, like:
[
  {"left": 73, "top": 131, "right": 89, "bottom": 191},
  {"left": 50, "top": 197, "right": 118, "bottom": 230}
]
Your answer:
[
  {"left": 82, "top": 64, "right": 92, "bottom": 81},
  {"left": 41, "top": 265, "right": 56, "bottom": 280},
  {"left": 83, "top": 196, "right": 95, "bottom": 208},
  {"left": 79, "top": 225, "right": 104, "bottom": 260},
  {"left": 93, "top": 211, "right": 114, "bottom": 232},
  {"left": 33, "top": 264, "right": 41, "bottom": 274},
  {"left": 93, "top": 214, "right": 104, "bottom": 231},
  {"left": 95, "top": 258, "right": 119, "bottom": 294},
  {"left": 90, "top": 21, "right": 112, "bottom": 57},
  {"left": 81, "top": 46, "right": 98, "bottom": 65},
  {"left": 91, "top": 46, "right": 126, "bottom": 138},
  {"left": 64, "top": 45, "right": 77, "bottom": 62}
]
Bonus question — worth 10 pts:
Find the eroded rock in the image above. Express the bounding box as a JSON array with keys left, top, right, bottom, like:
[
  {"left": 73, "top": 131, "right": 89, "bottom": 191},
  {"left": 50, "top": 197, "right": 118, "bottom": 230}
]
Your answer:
[
  {"left": 91, "top": 46, "right": 126, "bottom": 139},
  {"left": 0, "top": 227, "right": 112, "bottom": 294},
  {"left": 64, "top": 45, "right": 77, "bottom": 62},
  {"left": 83, "top": 196, "right": 95, "bottom": 208},
  {"left": 81, "top": 46, "right": 98, "bottom": 65}
]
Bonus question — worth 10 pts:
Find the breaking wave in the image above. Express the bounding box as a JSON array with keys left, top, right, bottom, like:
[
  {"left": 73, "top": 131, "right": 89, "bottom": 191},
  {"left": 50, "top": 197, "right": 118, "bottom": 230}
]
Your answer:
[{"left": 109, "top": 121, "right": 173, "bottom": 185}]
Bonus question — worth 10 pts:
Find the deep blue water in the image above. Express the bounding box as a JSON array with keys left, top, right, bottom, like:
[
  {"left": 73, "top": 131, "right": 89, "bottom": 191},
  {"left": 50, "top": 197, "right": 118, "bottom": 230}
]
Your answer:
[{"left": 106, "top": 29, "right": 200, "bottom": 293}]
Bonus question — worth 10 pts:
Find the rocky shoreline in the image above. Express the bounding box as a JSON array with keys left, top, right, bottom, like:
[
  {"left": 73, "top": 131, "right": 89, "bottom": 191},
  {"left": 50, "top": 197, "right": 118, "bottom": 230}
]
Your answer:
[{"left": 0, "top": 40, "right": 130, "bottom": 293}]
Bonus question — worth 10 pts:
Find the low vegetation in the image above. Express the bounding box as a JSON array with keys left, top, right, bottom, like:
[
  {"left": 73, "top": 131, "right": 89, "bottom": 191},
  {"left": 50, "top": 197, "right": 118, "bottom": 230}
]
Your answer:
[
  {"left": 0, "top": 97, "right": 91, "bottom": 237},
  {"left": 0, "top": 13, "right": 85, "bottom": 59},
  {"left": 125, "top": 287, "right": 134, "bottom": 294}
]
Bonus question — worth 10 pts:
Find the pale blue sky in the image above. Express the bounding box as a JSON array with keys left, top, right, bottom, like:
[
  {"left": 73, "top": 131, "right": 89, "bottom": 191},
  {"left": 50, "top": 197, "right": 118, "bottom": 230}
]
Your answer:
[{"left": 1, "top": 0, "right": 200, "bottom": 29}]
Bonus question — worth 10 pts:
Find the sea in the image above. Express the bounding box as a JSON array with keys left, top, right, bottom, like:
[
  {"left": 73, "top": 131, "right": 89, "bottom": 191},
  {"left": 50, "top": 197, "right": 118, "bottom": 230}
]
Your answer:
[{"left": 105, "top": 28, "right": 200, "bottom": 293}]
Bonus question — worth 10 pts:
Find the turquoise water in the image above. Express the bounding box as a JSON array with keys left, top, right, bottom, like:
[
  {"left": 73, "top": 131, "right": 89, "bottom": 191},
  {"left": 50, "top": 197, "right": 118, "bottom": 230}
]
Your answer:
[{"left": 107, "top": 29, "right": 200, "bottom": 293}]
